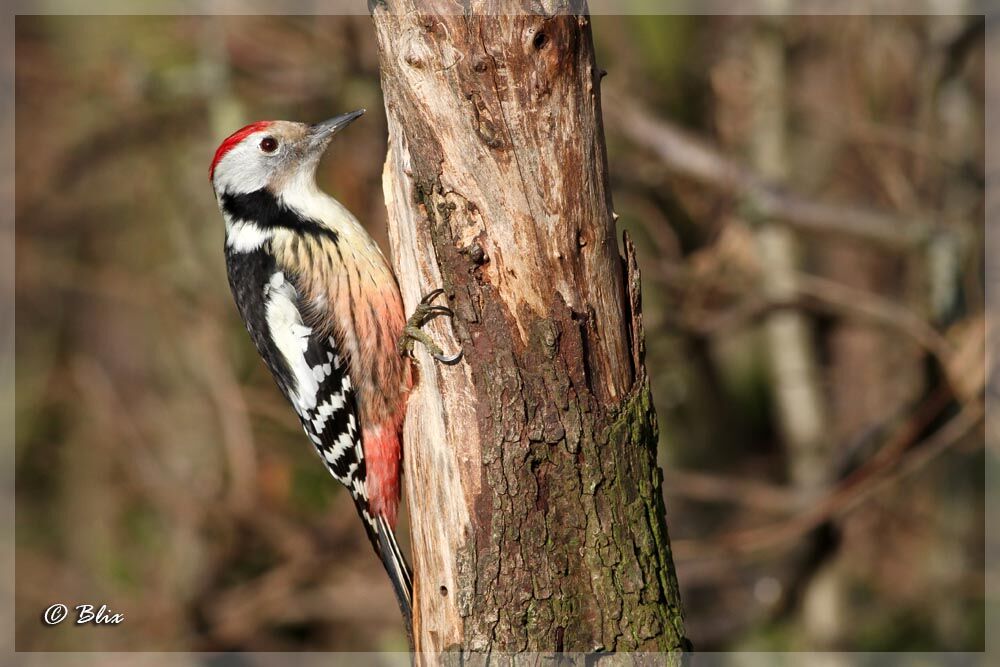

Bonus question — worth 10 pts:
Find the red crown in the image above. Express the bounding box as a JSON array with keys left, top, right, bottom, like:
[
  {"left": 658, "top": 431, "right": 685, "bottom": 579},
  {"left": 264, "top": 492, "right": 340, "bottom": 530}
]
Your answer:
[{"left": 209, "top": 121, "right": 274, "bottom": 181}]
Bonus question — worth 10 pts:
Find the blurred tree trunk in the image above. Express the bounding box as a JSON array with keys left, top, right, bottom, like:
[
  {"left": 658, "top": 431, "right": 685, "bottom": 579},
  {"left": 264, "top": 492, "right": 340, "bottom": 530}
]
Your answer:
[
  {"left": 749, "top": 13, "right": 844, "bottom": 653},
  {"left": 371, "top": 1, "right": 686, "bottom": 657},
  {"left": 749, "top": 13, "right": 830, "bottom": 492}
]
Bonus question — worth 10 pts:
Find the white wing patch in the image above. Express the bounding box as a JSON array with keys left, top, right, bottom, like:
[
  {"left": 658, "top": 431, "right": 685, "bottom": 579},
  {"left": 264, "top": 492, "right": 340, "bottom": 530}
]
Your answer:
[
  {"left": 261, "top": 272, "right": 368, "bottom": 502},
  {"left": 264, "top": 271, "right": 320, "bottom": 413}
]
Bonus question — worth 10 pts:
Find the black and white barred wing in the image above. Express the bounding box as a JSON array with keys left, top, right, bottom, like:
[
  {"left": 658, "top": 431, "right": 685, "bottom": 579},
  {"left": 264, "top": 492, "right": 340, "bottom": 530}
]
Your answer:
[
  {"left": 261, "top": 270, "right": 368, "bottom": 502},
  {"left": 258, "top": 269, "right": 413, "bottom": 622}
]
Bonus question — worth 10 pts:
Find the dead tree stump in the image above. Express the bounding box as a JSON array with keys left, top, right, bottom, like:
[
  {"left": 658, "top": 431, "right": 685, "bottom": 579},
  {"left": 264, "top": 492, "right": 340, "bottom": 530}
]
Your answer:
[{"left": 371, "top": 2, "right": 687, "bottom": 656}]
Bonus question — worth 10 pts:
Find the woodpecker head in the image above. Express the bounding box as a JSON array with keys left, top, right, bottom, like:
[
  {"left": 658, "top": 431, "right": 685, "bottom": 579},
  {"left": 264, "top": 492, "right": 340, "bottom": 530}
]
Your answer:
[{"left": 209, "top": 109, "right": 365, "bottom": 196}]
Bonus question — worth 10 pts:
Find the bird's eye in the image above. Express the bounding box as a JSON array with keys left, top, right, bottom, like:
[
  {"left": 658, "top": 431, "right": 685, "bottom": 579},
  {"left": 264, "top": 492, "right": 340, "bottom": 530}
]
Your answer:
[{"left": 259, "top": 137, "right": 278, "bottom": 153}]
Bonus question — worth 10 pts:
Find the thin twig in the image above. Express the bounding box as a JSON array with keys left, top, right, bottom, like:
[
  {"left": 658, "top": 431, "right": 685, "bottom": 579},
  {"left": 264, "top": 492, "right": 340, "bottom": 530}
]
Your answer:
[
  {"left": 192, "top": 318, "right": 259, "bottom": 515},
  {"left": 662, "top": 469, "right": 801, "bottom": 514},
  {"left": 652, "top": 259, "right": 956, "bottom": 378},
  {"left": 672, "top": 395, "right": 983, "bottom": 560},
  {"left": 607, "top": 94, "right": 942, "bottom": 250}
]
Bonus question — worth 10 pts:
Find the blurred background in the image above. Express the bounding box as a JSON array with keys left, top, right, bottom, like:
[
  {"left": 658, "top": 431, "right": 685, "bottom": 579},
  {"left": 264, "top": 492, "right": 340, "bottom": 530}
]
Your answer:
[{"left": 14, "top": 12, "right": 985, "bottom": 653}]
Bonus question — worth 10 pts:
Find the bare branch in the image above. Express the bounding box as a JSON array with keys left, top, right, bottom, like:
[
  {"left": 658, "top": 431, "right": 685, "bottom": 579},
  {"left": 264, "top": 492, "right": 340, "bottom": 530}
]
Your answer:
[{"left": 608, "top": 95, "right": 943, "bottom": 250}]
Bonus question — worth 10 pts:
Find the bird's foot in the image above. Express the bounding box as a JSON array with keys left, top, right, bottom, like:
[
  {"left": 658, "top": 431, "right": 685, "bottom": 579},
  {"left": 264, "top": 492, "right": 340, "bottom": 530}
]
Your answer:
[{"left": 398, "top": 288, "right": 463, "bottom": 365}]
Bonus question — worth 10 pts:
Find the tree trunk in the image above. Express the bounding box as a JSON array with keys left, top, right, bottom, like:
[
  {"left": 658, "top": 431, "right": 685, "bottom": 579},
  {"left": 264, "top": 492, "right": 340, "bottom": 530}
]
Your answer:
[{"left": 371, "top": 2, "right": 686, "bottom": 656}]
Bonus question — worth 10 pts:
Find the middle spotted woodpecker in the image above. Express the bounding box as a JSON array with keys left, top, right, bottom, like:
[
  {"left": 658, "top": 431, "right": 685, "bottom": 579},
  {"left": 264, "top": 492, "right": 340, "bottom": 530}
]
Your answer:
[{"left": 209, "top": 110, "right": 459, "bottom": 628}]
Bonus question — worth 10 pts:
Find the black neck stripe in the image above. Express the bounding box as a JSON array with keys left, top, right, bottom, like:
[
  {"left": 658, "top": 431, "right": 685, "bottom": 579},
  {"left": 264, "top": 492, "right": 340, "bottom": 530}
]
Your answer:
[{"left": 222, "top": 189, "right": 339, "bottom": 243}]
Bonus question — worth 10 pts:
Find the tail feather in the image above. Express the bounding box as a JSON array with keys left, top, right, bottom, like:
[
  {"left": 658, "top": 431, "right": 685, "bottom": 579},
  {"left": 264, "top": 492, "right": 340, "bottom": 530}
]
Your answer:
[
  {"left": 356, "top": 504, "right": 413, "bottom": 634},
  {"left": 374, "top": 514, "right": 413, "bottom": 629}
]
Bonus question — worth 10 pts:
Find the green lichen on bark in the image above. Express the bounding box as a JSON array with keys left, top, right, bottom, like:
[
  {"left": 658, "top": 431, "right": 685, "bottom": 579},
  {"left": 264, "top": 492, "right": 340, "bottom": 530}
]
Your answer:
[
  {"left": 595, "top": 379, "right": 686, "bottom": 650},
  {"left": 442, "top": 290, "right": 685, "bottom": 654}
]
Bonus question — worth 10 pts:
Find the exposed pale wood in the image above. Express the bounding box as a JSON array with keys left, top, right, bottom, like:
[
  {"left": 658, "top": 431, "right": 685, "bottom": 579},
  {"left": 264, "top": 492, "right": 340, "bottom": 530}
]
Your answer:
[{"left": 372, "top": 1, "right": 686, "bottom": 657}]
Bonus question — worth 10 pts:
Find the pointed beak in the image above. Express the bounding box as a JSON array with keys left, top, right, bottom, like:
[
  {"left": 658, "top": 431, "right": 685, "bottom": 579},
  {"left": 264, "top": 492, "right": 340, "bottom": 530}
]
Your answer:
[{"left": 307, "top": 109, "right": 365, "bottom": 152}]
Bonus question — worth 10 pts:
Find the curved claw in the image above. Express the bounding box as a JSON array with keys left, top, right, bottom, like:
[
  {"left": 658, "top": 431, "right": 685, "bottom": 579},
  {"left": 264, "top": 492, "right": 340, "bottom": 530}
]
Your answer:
[
  {"left": 402, "top": 288, "right": 462, "bottom": 366},
  {"left": 433, "top": 348, "right": 463, "bottom": 365},
  {"left": 425, "top": 305, "right": 454, "bottom": 317},
  {"left": 420, "top": 288, "right": 446, "bottom": 305}
]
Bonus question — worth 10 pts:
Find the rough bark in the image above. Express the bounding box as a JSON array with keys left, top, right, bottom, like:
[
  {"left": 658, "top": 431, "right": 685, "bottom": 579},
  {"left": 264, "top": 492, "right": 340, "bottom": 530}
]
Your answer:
[{"left": 371, "top": 2, "right": 686, "bottom": 656}]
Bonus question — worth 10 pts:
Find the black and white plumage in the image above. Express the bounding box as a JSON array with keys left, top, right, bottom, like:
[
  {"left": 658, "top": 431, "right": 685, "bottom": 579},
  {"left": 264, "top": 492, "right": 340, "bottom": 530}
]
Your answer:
[
  {"left": 224, "top": 243, "right": 412, "bottom": 617},
  {"left": 210, "top": 114, "right": 414, "bottom": 628},
  {"left": 224, "top": 247, "right": 360, "bottom": 491}
]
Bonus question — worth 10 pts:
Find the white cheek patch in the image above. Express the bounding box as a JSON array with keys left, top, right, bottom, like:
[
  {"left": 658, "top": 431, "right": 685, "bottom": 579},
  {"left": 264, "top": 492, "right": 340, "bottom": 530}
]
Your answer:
[
  {"left": 264, "top": 271, "right": 320, "bottom": 413},
  {"left": 213, "top": 134, "right": 274, "bottom": 194}
]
